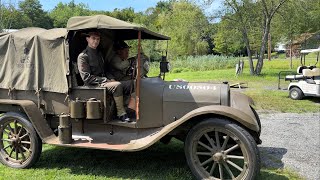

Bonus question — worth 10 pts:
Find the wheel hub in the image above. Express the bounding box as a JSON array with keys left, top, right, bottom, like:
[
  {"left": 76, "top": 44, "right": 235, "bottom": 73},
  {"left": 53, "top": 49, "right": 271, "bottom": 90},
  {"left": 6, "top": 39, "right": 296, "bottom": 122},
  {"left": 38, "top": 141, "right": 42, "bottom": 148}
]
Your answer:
[
  {"left": 11, "top": 136, "right": 21, "bottom": 148},
  {"left": 292, "top": 91, "right": 298, "bottom": 97},
  {"left": 212, "top": 152, "right": 224, "bottom": 163}
]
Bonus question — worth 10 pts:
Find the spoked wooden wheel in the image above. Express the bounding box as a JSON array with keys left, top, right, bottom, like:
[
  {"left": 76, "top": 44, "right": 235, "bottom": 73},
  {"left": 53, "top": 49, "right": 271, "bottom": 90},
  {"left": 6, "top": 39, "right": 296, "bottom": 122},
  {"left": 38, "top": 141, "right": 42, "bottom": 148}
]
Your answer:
[
  {"left": 185, "top": 118, "right": 260, "bottom": 180},
  {"left": 0, "top": 113, "right": 42, "bottom": 168}
]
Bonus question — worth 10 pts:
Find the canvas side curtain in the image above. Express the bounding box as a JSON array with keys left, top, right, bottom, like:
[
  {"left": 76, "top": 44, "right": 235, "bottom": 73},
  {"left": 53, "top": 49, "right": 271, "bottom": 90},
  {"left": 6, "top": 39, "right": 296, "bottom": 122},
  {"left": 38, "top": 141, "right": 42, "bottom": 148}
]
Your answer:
[{"left": 0, "top": 28, "right": 69, "bottom": 94}]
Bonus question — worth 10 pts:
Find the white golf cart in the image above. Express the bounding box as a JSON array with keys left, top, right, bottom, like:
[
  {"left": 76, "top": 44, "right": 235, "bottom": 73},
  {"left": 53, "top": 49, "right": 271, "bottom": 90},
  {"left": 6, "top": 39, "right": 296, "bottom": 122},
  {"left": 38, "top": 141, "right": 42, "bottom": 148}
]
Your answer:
[{"left": 284, "top": 48, "right": 320, "bottom": 100}]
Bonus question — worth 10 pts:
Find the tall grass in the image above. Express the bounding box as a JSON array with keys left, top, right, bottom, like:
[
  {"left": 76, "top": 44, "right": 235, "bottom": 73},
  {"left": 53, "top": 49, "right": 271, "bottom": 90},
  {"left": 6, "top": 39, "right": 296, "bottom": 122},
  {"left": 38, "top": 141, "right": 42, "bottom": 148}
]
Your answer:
[
  {"left": 149, "top": 55, "right": 239, "bottom": 75},
  {"left": 171, "top": 55, "right": 239, "bottom": 72},
  {"left": 149, "top": 52, "right": 318, "bottom": 76}
]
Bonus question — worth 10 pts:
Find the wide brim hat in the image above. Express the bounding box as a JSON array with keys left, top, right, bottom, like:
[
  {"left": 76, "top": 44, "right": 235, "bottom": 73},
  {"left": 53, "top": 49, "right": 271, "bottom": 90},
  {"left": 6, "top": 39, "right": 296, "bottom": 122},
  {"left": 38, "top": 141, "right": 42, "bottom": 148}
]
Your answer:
[
  {"left": 114, "top": 40, "right": 131, "bottom": 50},
  {"left": 82, "top": 29, "right": 101, "bottom": 37}
]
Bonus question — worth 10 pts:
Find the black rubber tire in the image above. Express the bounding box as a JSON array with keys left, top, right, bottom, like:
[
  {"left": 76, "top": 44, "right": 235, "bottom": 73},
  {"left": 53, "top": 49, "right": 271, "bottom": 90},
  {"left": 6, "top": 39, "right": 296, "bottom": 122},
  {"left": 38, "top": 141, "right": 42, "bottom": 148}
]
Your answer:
[
  {"left": 185, "top": 118, "right": 260, "bottom": 180},
  {"left": 289, "top": 87, "right": 304, "bottom": 100},
  {"left": 0, "top": 112, "right": 42, "bottom": 168}
]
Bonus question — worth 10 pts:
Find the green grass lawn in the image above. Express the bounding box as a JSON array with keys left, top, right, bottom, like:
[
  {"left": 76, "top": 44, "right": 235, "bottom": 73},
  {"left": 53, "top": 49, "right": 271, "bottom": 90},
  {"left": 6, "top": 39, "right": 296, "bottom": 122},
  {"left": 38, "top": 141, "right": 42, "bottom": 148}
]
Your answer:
[{"left": 0, "top": 140, "right": 304, "bottom": 180}]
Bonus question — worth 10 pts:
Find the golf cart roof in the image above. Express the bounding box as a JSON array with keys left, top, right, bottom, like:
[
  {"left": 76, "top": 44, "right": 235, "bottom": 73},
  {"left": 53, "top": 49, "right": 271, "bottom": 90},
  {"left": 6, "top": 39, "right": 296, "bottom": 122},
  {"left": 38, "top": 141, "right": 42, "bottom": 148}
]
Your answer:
[
  {"left": 300, "top": 48, "right": 320, "bottom": 54},
  {"left": 67, "top": 15, "right": 171, "bottom": 40}
]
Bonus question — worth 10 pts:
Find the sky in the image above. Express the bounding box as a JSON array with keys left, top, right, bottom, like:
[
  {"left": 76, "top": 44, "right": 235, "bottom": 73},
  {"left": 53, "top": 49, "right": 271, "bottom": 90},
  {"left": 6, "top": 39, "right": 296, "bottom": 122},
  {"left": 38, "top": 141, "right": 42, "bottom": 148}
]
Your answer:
[
  {"left": 39, "top": 0, "right": 167, "bottom": 12},
  {"left": 38, "top": 0, "right": 222, "bottom": 13}
]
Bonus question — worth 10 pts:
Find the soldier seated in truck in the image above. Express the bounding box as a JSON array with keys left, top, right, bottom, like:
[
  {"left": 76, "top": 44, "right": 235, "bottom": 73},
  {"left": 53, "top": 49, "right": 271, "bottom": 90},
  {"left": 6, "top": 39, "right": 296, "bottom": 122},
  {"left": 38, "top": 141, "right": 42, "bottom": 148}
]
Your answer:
[
  {"left": 109, "top": 40, "right": 150, "bottom": 82},
  {"left": 77, "top": 30, "right": 132, "bottom": 122}
]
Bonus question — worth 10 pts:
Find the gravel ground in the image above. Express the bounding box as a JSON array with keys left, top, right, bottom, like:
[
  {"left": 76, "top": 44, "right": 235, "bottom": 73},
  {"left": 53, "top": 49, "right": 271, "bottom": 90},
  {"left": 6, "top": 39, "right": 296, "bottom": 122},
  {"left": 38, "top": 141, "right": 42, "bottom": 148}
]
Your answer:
[{"left": 258, "top": 112, "right": 320, "bottom": 180}]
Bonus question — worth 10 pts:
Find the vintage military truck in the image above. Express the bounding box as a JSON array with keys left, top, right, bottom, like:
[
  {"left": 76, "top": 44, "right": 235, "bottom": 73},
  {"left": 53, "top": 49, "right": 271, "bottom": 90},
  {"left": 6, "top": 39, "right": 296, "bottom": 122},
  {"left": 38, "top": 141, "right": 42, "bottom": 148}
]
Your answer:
[{"left": 0, "top": 15, "right": 262, "bottom": 179}]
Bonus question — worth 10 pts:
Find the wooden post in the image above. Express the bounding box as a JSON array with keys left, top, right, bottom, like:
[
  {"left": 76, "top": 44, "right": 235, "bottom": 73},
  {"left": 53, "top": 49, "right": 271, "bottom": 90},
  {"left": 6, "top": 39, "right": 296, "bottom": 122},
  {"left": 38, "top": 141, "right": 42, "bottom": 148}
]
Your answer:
[
  {"left": 135, "top": 31, "right": 142, "bottom": 120},
  {"left": 268, "top": 33, "right": 271, "bottom": 61},
  {"left": 290, "top": 41, "right": 293, "bottom": 69}
]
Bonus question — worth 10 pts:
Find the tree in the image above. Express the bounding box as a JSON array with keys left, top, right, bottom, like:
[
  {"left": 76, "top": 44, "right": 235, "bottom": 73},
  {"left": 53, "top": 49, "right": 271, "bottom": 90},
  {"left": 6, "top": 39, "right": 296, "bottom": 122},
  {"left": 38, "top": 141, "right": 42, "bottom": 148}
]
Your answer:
[
  {"left": 213, "top": 19, "right": 243, "bottom": 55},
  {"left": 204, "top": 0, "right": 289, "bottom": 75},
  {"left": 159, "top": 1, "right": 210, "bottom": 57},
  {"left": 0, "top": 1, "right": 33, "bottom": 31},
  {"left": 19, "top": 0, "right": 53, "bottom": 28},
  {"left": 255, "top": 0, "right": 288, "bottom": 75},
  {"left": 0, "top": 1, "right": 15, "bottom": 31},
  {"left": 110, "top": 7, "right": 136, "bottom": 22},
  {"left": 49, "top": 1, "right": 90, "bottom": 28}
]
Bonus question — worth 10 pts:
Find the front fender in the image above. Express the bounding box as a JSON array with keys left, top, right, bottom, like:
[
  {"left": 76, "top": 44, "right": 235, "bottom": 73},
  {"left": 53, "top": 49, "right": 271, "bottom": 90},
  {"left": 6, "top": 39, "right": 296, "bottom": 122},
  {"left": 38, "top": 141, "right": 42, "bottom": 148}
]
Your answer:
[
  {"left": 132, "top": 105, "right": 260, "bottom": 151},
  {"left": 0, "top": 99, "right": 55, "bottom": 142},
  {"left": 176, "top": 105, "right": 260, "bottom": 132}
]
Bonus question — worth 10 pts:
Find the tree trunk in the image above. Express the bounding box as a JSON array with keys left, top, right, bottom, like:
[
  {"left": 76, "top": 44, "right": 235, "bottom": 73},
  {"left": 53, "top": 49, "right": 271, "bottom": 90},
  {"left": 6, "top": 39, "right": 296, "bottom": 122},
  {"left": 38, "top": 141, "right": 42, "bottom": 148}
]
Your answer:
[
  {"left": 241, "top": 28, "right": 255, "bottom": 75},
  {"left": 255, "top": 18, "right": 271, "bottom": 75}
]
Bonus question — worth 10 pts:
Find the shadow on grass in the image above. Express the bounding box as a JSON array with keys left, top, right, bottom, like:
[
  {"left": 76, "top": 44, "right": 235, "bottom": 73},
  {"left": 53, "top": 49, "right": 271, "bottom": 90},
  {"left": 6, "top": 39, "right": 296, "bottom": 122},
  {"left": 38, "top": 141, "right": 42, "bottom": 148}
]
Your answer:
[
  {"left": 23, "top": 140, "right": 295, "bottom": 180},
  {"left": 305, "top": 96, "right": 320, "bottom": 103},
  {"left": 34, "top": 140, "right": 194, "bottom": 180}
]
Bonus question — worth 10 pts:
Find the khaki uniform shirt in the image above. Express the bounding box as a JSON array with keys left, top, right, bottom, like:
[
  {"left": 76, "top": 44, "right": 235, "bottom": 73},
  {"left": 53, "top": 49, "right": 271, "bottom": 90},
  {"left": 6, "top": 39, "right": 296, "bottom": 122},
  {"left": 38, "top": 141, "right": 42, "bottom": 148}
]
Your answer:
[
  {"left": 77, "top": 46, "right": 114, "bottom": 85},
  {"left": 110, "top": 54, "right": 131, "bottom": 81}
]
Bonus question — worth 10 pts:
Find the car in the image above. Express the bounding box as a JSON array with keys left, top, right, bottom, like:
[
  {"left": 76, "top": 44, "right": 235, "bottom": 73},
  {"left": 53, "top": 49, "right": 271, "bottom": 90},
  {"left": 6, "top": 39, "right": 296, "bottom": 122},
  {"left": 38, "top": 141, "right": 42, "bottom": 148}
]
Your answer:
[{"left": 0, "top": 15, "right": 262, "bottom": 179}]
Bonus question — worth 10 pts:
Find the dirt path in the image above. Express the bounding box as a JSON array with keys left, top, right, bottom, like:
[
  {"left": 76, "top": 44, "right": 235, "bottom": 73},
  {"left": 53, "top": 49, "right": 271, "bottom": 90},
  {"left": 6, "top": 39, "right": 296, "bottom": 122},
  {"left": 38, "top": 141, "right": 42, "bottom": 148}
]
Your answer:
[{"left": 258, "top": 112, "right": 320, "bottom": 180}]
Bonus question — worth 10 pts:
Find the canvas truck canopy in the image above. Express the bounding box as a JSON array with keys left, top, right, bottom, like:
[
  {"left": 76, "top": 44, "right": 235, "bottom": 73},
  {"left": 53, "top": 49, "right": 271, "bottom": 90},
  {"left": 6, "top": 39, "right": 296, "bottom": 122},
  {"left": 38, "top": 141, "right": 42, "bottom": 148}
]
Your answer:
[
  {"left": 67, "top": 15, "right": 171, "bottom": 40},
  {"left": 0, "top": 27, "right": 69, "bottom": 93}
]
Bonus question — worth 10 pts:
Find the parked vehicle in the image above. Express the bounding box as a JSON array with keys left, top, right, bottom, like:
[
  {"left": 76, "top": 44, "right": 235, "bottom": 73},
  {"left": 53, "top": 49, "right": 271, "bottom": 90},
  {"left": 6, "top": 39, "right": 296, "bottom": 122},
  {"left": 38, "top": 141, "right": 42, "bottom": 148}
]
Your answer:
[
  {"left": 0, "top": 15, "right": 262, "bottom": 179},
  {"left": 284, "top": 48, "right": 320, "bottom": 100}
]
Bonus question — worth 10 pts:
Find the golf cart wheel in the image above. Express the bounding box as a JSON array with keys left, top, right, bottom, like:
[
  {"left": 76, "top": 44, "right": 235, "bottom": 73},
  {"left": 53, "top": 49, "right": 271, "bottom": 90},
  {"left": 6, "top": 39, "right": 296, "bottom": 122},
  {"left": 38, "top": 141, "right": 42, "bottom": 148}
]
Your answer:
[
  {"left": 185, "top": 118, "right": 260, "bottom": 180},
  {"left": 289, "top": 87, "right": 304, "bottom": 100},
  {"left": 0, "top": 112, "right": 42, "bottom": 168}
]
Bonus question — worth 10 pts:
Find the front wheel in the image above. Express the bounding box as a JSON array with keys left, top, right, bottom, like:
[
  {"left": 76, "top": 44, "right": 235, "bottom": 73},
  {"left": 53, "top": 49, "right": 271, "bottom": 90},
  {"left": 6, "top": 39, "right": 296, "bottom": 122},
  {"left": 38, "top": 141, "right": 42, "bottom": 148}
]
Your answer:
[
  {"left": 0, "top": 112, "right": 42, "bottom": 168},
  {"left": 185, "top": 118, "right": 260, "bottom": 180}
]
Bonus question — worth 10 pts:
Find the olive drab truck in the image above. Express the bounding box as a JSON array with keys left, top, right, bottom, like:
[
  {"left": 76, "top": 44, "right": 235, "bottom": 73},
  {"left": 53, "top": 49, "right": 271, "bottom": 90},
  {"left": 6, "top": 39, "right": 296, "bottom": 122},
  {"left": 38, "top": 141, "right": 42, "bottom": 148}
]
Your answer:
[{"left": 0, "top": 15, "right": 262, "bottom": 179}]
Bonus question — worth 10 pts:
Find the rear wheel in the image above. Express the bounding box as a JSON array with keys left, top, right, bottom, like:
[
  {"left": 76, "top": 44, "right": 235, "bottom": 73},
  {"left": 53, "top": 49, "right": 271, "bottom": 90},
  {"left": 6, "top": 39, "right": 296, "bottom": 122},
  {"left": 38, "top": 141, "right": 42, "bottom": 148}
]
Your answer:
[
  {"left": 289, "top": 87, "right": 304, "bottom": 100},
  {"left": 0, "top": 112, "right": 42, "bottom": 168},
  {"left": 185, "top": 118, "right": 260, "bottom": 180}
]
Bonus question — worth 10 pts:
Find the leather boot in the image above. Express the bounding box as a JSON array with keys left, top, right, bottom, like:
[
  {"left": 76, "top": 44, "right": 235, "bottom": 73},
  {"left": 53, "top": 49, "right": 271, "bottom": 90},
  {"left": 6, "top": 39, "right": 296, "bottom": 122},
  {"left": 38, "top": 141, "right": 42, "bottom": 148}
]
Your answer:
[{"left": 114, "top": 96, "right": 130, "bottom": 122}]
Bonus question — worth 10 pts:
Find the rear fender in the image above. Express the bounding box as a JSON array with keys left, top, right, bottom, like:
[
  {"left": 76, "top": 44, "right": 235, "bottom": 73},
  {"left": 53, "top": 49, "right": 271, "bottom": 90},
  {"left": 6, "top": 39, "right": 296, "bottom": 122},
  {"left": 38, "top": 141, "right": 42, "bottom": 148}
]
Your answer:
[{"left": 0, "top": 99, "right": 55, "bottom": 142}]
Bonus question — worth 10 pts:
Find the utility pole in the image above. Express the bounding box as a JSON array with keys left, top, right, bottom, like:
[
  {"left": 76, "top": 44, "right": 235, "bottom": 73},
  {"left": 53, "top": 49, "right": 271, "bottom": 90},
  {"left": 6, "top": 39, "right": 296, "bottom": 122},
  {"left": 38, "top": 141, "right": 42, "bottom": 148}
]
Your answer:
[
  {"left": 290, "top": 40, "right": 293, "bottom": 69},
  {"left": 268, "top": 32, "right": 271, "bottom": 61}
]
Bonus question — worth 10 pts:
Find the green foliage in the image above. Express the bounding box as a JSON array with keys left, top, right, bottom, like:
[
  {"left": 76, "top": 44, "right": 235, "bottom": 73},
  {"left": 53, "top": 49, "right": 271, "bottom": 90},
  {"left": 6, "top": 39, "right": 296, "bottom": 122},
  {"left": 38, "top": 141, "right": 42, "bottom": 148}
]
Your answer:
[
  {"left": 0, "top": 3, "right": 31, "bottom": 30},
  {"left": 49, "top": 1, "right": 90, "bottom": 28},
  {"left": 110, "top": 7, "right": 136, "bottom": 22},
  {"left": 159, "top": 1, "right": 210, "bottom": 57},
  {"left": 19, "top": 0, "right": 53, "bottom": 28},
  {"left": 272, "top": 0, "right": 320, "bottom": 46},
  {"left": 213, "top": 20, "right": 243, "bottom": 55}
]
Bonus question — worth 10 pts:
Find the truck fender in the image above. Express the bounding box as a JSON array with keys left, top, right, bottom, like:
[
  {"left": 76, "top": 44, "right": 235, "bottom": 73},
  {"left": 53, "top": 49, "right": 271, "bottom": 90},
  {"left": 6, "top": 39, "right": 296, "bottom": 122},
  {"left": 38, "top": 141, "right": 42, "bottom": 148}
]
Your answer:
[
  {"left": 133, "top": 105, "right": 260, "bottom": 151},
  {"left": 0, "top": 99, "right": 55, "bottom": 142},
  {"left": 175, "top": 105, "right": 260, "bottom": 132}
]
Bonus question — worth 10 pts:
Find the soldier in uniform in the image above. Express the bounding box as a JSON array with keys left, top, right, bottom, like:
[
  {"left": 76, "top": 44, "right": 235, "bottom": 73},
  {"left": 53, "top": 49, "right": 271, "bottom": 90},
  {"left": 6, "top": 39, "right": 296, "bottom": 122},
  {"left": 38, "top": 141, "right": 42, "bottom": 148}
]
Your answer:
[
  {"left": 110, "top": 40, "right": 150, "bottom": 81},
  {"left": 109, "top": 40, "right": 132, "bottom": 81},
  {"left": 77, "top": 31, "right": 131, "bottom": 122}
]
